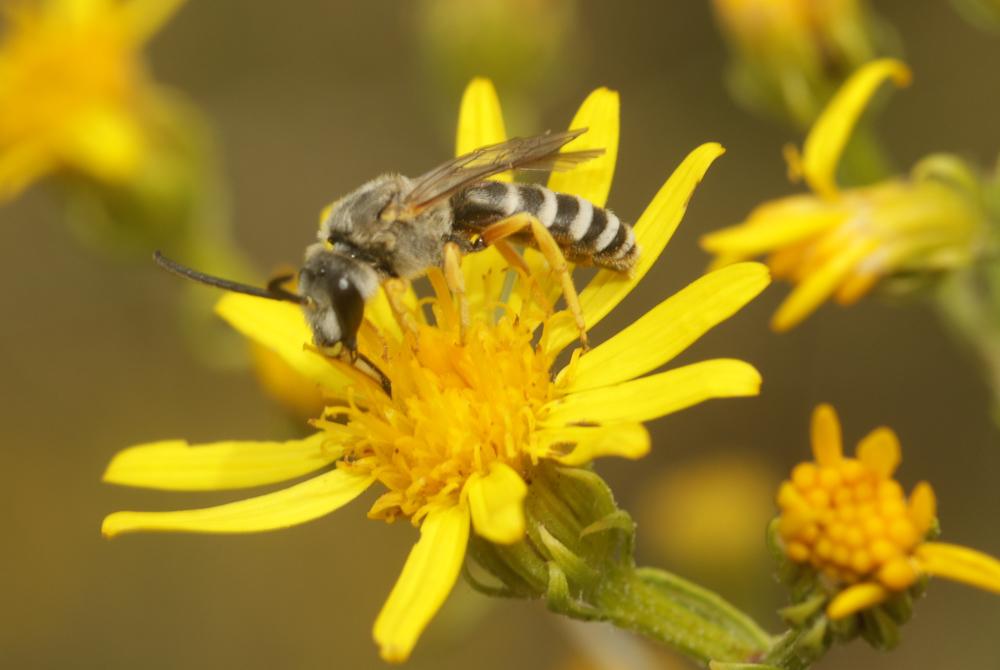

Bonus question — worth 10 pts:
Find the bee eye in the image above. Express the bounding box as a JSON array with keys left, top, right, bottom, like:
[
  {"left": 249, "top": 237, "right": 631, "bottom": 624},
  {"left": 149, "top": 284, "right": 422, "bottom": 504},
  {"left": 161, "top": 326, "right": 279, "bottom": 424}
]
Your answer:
[{"left": 329, "top": 274, "right": 364, "bottom": 350}]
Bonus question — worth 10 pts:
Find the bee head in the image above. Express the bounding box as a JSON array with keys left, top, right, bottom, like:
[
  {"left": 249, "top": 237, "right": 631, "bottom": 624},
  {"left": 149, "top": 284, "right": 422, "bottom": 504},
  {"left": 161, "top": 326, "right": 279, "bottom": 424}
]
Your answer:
[{"left": 298, "top": 245, "right": 378, "bottom": 350}]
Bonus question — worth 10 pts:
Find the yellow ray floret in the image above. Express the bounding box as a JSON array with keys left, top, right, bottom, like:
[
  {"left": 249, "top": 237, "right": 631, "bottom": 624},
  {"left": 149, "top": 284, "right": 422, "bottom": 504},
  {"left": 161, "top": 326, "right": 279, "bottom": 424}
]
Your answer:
[
  {"left": 102, "top": 80, "right": 768, "bottom": 662},
  {"left": 777, "top": 404, "right": 1000, "bottom": 619},
  {"left": 795, "top": 58, "right": 911, "bottom": 198},
  {"left": 103, "top": 432, "right": 340, "bottom": 491}
]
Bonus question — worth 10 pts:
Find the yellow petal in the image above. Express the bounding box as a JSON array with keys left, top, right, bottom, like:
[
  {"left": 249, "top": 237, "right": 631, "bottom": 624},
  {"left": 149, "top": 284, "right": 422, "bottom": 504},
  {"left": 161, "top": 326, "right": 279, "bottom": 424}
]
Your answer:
[
  {"left": 547, "top": 143, "right": 726, "bottom": 354},
  {"left": 826, "top": 582, "right": 890, "bottom": 619},
  {"left": 63, "top": 106, "right": 145, "bottom": 183},
  {"left": 465, "top": 463, "right": 527, "bottom": 544},
  {"left": 908, "top": 481, "right": 937, "bottom": 536},
  {"left": 455, "top": 77, "right": 509, "bottom": 170},
  {"left": 563, "top": 262, "right": 770, "bottom": 392},
  {"left": 547, "top": 87, "right": 619, "bottom": 207},
  {"left": 462, "top": 246, "right": 513, "bottom": 320},
  {"left": 103, "top": 432, "right": 341, "bottom": 491},
  {"left": 700, "top": 199, "right": 845, "bottom": 258},
  {"left": 916, "top": 542, "right": 1000, "bottom": 595},
  {"left": 834, "top": 269, "right": 880, "bottom": 306},
  {"left": 0, "top": 142, "right": 54, "bottom": 202},
  {"left": 51, "top": 0, "right": 112, "bottom": 25},
  {"left": 102, "top": 469, "right": 373, "bottom": 537},
  {"left": 800, "top": 59, "right": 912, "bottom": 198},
  {"left": 856, "top": 427, "right": 901, "bottom": 478},
  {"left": 541, "top": 423, "right": 650, "bottom": 466},
  {"left": 455, "top": 78, "right": 511, "bottom": 309},
  {"left": 249, "top": 343, "right": 326, "bottom": 419},
  {"left": 810, "top": 404, "right": 843, "bottom": 467},
  {"left": 543, "top": 359, "right": 761, "bottom": 426},
  {"left": 374, "top": 505, "right": 470, "bottom": 663},
  {"left": 215, "top": 293, "right": 352, "bottom": 391},
  {"left": 770, "top": 238, "right": 876, "bottom": 332},
  {"left": 121, "top": 0, "right": 187, "bottom": 44}
]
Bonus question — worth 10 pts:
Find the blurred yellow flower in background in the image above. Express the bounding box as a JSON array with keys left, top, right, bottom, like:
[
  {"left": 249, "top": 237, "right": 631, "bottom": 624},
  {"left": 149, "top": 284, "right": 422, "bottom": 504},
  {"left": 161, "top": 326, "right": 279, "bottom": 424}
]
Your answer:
[
  {"left": 0, "top": 0, "right": 185, "bottom": 201},
  {"left": 638, "top": 454, "right": 775, "bottom": 572},
  {"left": 102, "top": 79, "right": 771, "bottom": 662},
  {"left": 776, "top": 403, "right": 1000, "bottom": 620},
  {"left": 701, "top": 59, "right": 988, "bottom": 331},
  {"left": 712, "top": 0, "right": 890, "bottom": 128}
]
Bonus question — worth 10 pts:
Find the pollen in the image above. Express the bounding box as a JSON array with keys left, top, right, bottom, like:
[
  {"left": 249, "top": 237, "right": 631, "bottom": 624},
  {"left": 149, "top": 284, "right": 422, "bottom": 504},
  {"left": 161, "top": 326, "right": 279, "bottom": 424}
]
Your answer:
[{"left": 322, "top": 283, "right": 556, "bottom": 526}]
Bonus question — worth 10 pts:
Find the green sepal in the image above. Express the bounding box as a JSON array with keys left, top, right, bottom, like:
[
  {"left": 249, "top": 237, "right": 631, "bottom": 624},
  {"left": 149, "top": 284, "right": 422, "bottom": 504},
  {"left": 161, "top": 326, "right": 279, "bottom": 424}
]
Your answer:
[{"left": 466, "top": 461, "right": 773, "bottom": 665}]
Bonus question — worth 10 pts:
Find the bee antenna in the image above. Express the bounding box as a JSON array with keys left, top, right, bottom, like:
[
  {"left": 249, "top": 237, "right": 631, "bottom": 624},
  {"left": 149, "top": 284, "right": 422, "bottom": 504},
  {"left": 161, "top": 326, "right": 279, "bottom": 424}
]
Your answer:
[{"left": 153, "top": 251, "right": 308, "bottom": 306}]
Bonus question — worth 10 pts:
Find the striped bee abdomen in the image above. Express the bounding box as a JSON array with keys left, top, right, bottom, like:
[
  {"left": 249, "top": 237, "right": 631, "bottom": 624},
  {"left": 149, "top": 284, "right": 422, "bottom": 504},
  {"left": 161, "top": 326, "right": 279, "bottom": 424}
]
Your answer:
[{"left": 450, "top": 181, "right": 638, "bottom": 272}]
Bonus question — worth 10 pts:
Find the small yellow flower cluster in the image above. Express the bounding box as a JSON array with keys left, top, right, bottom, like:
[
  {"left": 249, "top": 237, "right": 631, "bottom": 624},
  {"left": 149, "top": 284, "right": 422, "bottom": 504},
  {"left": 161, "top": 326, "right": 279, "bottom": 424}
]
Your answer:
[
  {"left": 777, "top": 404, "right": 1000, "bottom": 620},
  {"left": 777, "top": 405, "right": 931, "bottom": 591}
]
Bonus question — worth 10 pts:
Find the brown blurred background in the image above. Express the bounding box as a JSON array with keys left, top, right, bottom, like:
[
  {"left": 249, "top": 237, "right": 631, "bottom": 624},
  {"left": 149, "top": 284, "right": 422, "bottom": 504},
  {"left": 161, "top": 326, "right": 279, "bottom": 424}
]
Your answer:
[{"left": 2, "top": 2, "right": 999, "bottom": 668}]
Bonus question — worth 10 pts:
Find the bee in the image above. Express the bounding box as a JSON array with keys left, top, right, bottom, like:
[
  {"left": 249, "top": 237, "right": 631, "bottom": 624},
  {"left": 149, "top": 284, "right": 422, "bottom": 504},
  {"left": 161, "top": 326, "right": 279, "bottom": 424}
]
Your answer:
[{"left": 156, "top": 129, "right": 638, "bottom": 384}]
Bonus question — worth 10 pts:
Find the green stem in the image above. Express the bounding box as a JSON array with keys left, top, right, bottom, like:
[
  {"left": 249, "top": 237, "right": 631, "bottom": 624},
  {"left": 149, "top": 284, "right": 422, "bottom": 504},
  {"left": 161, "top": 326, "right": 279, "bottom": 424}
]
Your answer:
[
  {"left": 933, "top": 265, "right": 1000, "bottom": 423},
  {"left": 467, "top": 462, "right": 801, "bottom": 667},
  {"left": 592, "top": 566, "right": 774, "bottom": 665},
  {"left": 757, "top": 620, "right": 829, "bottom": 670}
]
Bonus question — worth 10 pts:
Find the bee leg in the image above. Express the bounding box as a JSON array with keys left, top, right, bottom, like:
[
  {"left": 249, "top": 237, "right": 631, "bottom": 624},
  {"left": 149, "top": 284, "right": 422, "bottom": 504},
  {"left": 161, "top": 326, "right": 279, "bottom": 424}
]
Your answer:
[
  {"left": 384, "top": 278, "right": 420, "bottom": 341},
  {"left": 481, "top": 213, "right": 588, "bottom": 350},
  {"left": 490, "top": 240, "right": 554, "bottom": 314},
  {"left": 445, "top": 231, "right": 484, "bottom": 253},
  {"left": 443, "top": 242, "right": 469, "bottom": 335}
]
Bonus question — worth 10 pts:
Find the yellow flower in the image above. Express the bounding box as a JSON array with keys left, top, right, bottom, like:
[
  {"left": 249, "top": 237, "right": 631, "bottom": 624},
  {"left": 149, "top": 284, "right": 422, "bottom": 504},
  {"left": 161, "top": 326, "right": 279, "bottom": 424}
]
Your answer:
[
  {"left": 701, "top": 59, "right": 987, "bottom": 331},
  {"left": 712, "top": 0, "right": 885, "bottom": 127},
  {"left": 102, "top": 79, "right": 770, "bottom": 662},
  {"left": 777, "top": 403, "right": 1000, "bottom": 620},
  {"left": 0, "top": 0, "right": 184, "bottom": 201}
]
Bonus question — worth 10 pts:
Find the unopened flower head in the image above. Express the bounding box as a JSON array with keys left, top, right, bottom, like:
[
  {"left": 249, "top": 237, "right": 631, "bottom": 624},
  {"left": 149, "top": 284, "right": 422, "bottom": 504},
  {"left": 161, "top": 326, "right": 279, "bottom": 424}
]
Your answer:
[
  {"left": 102, "top": 80, "right": 770, "bottom": 662},
  {"left": 701, "top": 59, "right": 989, "bottom": 331},
  {"left": 776, "top": 403, "right": 1000, "bottom": 621},
  {"left": 0, "top": 0, "right": 186, "bottom": 201},
  {"left": 712, "top": 0, "right": 887, "bottom": 127}
]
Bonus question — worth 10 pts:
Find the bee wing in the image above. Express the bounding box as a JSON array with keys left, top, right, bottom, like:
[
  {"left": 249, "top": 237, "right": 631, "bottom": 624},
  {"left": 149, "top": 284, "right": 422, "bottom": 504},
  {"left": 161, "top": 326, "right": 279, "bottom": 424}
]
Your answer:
[{"left": 403, "top": 129, "right": 603, "bottom": 213}]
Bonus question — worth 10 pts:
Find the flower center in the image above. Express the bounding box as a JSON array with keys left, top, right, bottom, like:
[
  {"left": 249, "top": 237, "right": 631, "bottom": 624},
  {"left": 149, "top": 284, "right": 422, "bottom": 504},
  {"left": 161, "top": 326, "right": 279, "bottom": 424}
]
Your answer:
[
  {"left": 325, "top": 290, "right": 556, "bottom": 525},
  {"left": 778, "top": 457, "right": 922, "bottom": 590}
]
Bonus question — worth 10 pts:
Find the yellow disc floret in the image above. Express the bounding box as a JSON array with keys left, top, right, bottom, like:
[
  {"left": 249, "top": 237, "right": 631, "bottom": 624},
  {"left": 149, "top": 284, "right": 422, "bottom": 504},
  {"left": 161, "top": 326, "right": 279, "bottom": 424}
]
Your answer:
[
  {"left": 323, "top": 284, "right": 556, "bottom": 526},
  {"left": 777, "top": 404, "right": 934, "bottom": 598}
]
